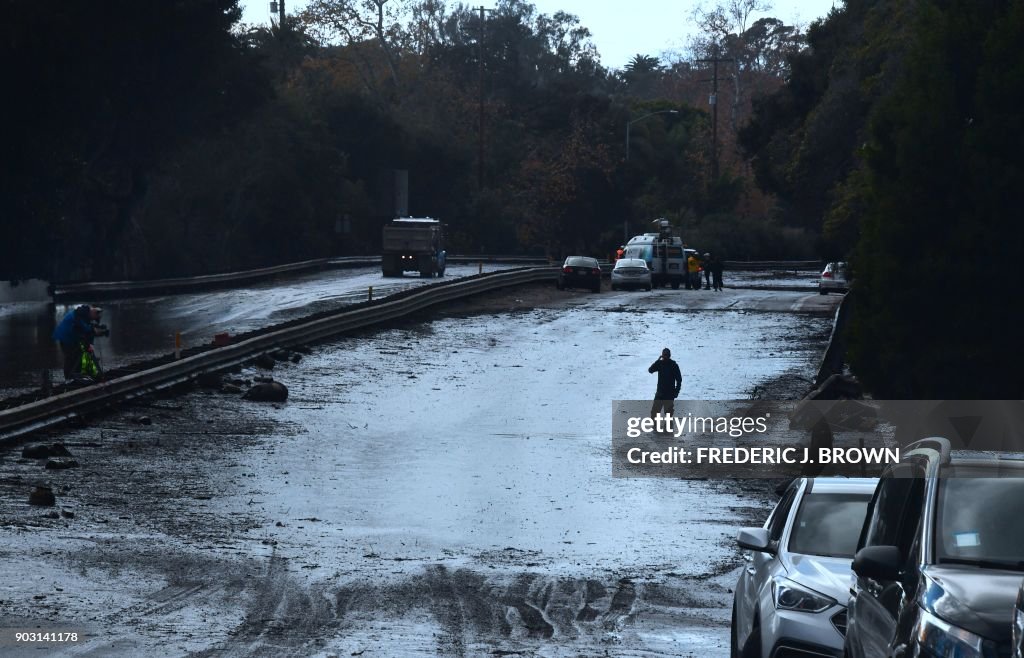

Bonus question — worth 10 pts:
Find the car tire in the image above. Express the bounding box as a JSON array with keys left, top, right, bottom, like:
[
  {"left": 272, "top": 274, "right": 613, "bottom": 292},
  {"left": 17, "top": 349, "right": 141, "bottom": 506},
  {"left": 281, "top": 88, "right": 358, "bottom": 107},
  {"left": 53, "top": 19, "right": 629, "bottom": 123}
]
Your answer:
[
  {"left": 742, "top": 611, "right": 762, "bottom": 658},
  {"left": 730, "top": 600, "right": 741, "bottom": 658}
]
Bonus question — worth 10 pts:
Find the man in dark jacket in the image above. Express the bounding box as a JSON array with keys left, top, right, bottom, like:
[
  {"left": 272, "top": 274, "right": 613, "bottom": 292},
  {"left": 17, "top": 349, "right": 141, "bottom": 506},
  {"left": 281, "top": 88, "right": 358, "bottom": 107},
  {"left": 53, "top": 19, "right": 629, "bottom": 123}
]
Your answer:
[
  {"left": 649, "top": 348, "right": 682, "bottom": 419},
  {"left": 710, "top": 255, "right": 724, "bottom": 291},
  {"left": 52, "top": 304, "right": 104, "bottom": 380}
]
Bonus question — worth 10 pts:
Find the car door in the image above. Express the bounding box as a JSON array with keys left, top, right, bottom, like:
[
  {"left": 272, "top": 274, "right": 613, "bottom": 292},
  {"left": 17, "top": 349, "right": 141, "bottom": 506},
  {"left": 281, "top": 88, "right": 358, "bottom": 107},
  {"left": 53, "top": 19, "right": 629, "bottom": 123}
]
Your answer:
[
  {"left": 738, "top": 484, "right": 800, "bottom": 645},
  {"left": 850, "top": 466, "right": 925, "bottom": 657}
]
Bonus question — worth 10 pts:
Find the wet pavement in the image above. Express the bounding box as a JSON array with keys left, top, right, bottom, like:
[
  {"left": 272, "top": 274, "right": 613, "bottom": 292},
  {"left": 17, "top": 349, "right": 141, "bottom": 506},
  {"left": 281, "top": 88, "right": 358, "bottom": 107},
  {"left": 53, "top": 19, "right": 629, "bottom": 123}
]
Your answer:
[
  {"left": 0, "top": 265, "right": 511, "bottom": 399},
  {"left": 0, "top": 284, "right": 840, "bottom": 656}
]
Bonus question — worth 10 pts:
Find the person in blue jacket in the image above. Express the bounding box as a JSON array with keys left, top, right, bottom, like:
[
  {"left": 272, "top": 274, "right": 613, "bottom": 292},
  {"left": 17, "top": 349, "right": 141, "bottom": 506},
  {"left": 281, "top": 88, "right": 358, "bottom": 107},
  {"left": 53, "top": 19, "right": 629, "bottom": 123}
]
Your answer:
[{"left": 52, "top": 304, "right": 105, "bottom": 380}]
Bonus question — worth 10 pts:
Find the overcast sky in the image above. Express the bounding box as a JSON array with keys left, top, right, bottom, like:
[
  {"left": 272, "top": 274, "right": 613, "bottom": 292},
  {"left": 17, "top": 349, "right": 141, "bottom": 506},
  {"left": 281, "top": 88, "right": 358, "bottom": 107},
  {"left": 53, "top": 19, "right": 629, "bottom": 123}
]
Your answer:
[{"left": 240, "top": 0, "right": 839, "bottom": 70}]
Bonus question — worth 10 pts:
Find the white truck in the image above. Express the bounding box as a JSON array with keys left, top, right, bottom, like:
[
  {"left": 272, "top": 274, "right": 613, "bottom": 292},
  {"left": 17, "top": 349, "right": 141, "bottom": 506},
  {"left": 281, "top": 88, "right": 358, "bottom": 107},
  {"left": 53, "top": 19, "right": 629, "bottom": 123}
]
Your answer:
[
  {"left": 621, "top": 219, "right": 687, "bottom": 289},
  {"left": 381, "top": 217, "right": 446, "bottom": 278}
]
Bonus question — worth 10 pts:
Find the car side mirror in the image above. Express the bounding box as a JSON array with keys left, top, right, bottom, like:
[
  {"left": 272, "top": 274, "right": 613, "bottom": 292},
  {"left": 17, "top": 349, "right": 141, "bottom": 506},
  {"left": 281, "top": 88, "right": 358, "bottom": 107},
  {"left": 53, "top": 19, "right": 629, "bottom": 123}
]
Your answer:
[
  {"left": 852, "top": 545, "right": 902, "bottom": 581},
  {"left": 736, "top": 527, "right": 772, "bottom": 553}
]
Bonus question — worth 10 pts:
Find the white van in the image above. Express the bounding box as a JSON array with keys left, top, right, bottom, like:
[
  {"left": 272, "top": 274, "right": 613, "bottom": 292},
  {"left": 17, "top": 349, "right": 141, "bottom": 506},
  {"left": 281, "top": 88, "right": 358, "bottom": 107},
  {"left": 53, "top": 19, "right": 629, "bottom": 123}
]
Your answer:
[{"left": 622, "top": 233, "right": 686, "bottom": 289}]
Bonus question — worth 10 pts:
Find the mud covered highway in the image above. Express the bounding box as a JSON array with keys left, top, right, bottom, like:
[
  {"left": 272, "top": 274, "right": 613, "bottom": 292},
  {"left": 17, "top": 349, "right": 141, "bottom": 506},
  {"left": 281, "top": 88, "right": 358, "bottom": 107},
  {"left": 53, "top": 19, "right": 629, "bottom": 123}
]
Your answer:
[{"left": 0, "top": 283, "right": 841, "bottom": 656}]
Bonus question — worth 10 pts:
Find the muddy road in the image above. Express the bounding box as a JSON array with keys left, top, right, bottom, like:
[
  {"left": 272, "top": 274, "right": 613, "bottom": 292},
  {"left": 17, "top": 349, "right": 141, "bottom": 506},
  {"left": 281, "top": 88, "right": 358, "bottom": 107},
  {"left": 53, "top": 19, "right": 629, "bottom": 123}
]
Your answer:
[{"left": 0, "top": 284, "right": 840, "bottom": 657}]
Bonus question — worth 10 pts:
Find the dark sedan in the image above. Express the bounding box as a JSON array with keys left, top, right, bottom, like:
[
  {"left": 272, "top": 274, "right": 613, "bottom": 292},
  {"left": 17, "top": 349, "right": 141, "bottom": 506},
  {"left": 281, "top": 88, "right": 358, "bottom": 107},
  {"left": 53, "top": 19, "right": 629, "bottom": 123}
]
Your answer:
[{"left": 556, "top": 256, "right": 602, "bottom": 293}]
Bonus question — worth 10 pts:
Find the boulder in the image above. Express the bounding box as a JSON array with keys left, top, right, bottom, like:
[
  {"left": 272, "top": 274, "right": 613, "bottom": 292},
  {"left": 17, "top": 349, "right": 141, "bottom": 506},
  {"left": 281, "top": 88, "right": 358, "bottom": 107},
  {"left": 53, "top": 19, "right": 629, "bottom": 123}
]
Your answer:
[
  {"left": 29, "top": 486, "right": 55, "bottom": 507},
  {"left": 221, "top": 383, "right": 242, "bottom": 394},
  {"left": 21, "top": 443, "right": 72, "bottom": 459},
  {"left": 254, "top": 354, "right": 276, "bottom": 370},
  {"left": 21, "top": 444, "right": 51, "bottom": 459},
  {"left": 243, "top": 382, "right": 288, "bottom": 403},
  {"left": 49, "top": 443, "right": 72, "bottom": 457}
]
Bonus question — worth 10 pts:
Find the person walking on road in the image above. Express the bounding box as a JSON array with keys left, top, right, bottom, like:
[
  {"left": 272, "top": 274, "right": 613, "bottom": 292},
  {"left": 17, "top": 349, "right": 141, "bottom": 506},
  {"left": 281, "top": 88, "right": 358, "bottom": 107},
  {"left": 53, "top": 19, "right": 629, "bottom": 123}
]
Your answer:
[
  {"left": 710, "top": 255, "right": 724, "bottom": 291},
  {"left": 649, "top": 348, "right": 682, "bottom": 419}
]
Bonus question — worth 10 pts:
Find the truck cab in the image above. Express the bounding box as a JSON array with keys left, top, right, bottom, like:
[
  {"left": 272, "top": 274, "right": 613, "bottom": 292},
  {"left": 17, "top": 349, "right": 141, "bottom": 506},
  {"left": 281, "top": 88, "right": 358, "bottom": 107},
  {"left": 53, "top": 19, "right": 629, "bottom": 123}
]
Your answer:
[{"left": 381, "top": 217, "right": 446, "bottom": 278}]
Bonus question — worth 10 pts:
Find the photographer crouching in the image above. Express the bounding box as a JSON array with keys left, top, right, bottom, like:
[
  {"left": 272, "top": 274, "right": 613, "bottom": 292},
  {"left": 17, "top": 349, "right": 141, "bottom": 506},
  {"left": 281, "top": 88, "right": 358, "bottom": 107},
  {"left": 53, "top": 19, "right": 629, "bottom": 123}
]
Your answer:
[{"left": 52, "top": 304, "right": 109, "bottom": 381}]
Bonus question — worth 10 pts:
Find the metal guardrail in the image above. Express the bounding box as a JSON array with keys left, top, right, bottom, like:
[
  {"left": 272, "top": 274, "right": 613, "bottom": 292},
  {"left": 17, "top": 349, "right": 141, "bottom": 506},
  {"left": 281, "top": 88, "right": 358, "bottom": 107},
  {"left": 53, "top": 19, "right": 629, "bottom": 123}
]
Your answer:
[
  {"left": 2, "top": 266, "right": 557, "bottom": 443},
  {"left": 50, "top": 255, "right": 550, "bottom": 301}
]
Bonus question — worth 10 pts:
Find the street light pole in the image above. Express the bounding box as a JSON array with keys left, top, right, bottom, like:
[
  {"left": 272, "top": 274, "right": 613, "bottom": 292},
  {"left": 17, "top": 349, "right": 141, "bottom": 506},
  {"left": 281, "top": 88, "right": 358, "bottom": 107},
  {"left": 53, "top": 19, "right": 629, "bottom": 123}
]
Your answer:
[
  {"left": 625, "top": 109, "right": 679, "bottom": 162},
  {"left": 624, "top": 109, "right": 679, "bottom": 241}
]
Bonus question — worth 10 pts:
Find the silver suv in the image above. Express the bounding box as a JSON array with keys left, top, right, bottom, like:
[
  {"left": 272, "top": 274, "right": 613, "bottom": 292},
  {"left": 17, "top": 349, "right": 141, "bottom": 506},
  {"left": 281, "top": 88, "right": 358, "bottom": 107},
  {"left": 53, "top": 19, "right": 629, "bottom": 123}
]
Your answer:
[
  {"left": 732, "top": 477, "right": 877, "bottom": 657},
  {"left": 845, "top": 438, "right": 1024, "bottom": 658}
]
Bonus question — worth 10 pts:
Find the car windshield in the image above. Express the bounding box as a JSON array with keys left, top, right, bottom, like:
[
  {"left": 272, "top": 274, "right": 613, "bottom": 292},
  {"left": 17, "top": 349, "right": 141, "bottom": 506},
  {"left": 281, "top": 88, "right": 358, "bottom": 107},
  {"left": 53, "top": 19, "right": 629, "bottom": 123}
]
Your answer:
[
  {"left": 787, "top": 492, "right": 872, "bottom": 558},
  {"left": 565, "top": 257, "right": 597, "bottom": 267},
  {"left": 936, "top": 477, "right": 1024, "bottom": 570}
]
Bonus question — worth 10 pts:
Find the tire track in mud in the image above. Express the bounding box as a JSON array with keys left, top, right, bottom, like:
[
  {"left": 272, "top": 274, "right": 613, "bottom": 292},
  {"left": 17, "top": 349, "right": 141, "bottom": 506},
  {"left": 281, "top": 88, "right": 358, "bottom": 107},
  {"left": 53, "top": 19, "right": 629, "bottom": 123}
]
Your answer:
[{"left": 190, "top": 557, "right": 710, "bottom": 657}]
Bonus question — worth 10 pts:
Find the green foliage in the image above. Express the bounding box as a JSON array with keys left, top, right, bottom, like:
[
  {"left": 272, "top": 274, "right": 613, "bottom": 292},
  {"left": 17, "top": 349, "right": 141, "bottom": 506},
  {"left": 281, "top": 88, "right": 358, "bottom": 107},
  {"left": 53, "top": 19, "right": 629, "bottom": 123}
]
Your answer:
[{"left": 848, "top": 0, "right": 1024, "bottom": 397}]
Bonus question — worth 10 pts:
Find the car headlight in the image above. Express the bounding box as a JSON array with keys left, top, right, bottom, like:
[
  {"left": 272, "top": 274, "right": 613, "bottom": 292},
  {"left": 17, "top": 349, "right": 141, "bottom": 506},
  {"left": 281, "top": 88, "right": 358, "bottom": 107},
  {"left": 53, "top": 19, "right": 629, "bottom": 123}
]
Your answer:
[
  {"left": 771, "top": 577, "right": 835, "bottom": 613},
  {"left": 916, "top": 609, "right": 993, "bottom": 658}
]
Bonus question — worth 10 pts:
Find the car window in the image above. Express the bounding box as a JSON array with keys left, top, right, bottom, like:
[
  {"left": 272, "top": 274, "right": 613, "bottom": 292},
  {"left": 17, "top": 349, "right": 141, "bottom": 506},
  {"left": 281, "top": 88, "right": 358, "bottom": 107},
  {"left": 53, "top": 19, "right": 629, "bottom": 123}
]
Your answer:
[
  {"left": 860, "top": 463, "right": 924, "bottom": 549},
  {"left": 788, "top": 493, "right": 873, "bottom": 558},
  {"left": 935, "top": 477, "right": 1024, "bottom": 569},
  {"left": 565, "top": 257, "right": 597, "bottom": 267}
]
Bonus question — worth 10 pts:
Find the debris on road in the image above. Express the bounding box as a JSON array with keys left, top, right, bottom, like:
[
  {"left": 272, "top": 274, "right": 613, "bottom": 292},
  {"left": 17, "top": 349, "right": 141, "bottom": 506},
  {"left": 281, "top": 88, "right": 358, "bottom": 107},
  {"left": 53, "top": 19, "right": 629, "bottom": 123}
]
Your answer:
[
  {"left": 28, "top": 485, "right": 55, "bottom": 506},
  {"left": 243, "top": 381, "right": 288, "bottom": 402}
]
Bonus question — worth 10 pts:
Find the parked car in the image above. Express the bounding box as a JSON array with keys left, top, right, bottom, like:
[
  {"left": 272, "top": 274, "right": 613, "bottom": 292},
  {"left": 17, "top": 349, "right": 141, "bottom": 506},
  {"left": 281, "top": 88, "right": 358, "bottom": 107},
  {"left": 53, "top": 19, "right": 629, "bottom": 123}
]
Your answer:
[
  {"left": 1014, "top": 580, "right": 1024, "bottom": 658},
  {"left": 732, "top": 476, "right": 877, "bottom": 658},
  {"left": 818, "top": 261, "right": 849, "bottom": 294},
  {"left": 845, "top": 438, "right": 1024, "bottom": 658},
  {"left": 556, "top": 256, "right": 602, "bottom": 293},
  {"left": 611, "top": 258, "right": 653, "bottom": 291}
]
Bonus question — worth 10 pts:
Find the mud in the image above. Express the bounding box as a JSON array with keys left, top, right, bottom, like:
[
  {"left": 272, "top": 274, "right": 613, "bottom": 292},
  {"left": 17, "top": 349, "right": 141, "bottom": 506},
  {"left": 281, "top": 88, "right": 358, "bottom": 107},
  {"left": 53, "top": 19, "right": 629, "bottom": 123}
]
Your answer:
[{"left": 0, "top": 284, "right": 836, "bottom": 656}]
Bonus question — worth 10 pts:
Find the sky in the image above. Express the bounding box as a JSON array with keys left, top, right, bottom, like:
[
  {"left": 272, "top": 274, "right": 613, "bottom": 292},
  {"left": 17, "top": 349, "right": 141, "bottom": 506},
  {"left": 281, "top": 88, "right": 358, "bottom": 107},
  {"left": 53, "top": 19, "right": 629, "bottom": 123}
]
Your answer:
[{"left": 240, "top": 0, "right": 839, "bottom": 70}]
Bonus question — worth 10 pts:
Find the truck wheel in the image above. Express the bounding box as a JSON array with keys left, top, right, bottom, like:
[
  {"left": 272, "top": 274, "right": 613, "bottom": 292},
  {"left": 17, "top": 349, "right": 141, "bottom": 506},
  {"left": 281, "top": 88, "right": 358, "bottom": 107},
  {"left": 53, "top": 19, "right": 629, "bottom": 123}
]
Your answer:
[{"left": 438, "top": 266, "right": 445, "bottom": 277}]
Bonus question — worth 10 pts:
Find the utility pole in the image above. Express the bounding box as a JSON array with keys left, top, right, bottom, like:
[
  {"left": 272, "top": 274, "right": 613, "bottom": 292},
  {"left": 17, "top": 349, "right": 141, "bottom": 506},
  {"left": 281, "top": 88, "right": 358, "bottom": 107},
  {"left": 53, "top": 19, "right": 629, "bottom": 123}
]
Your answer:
[
  {"left": 475, "top": 6, "right": 493, "bottom": 189},
  {"left": 697, "top": 49, "right": 733, "bottom": 181},
  {"left": 270, "top": 0, "right": 285, "bottom": 36}
]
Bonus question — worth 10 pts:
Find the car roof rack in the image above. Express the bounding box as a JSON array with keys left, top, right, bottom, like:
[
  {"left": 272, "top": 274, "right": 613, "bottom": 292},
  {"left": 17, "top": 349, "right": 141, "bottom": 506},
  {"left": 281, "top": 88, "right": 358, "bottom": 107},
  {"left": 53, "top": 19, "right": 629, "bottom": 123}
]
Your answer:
[{"left": 902, "top": 437, "right": 952, "bottom": 474}]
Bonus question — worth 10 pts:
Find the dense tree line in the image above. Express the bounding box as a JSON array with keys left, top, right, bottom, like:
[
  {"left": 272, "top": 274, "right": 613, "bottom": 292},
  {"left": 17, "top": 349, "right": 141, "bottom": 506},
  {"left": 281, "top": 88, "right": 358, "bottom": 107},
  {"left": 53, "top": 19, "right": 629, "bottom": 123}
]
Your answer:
[
  {"left": 742, "top": 0, "right": 1024, "bottom": 397},
  {"left": 4, "top": 0, "right": 809, "bottom": 282}
]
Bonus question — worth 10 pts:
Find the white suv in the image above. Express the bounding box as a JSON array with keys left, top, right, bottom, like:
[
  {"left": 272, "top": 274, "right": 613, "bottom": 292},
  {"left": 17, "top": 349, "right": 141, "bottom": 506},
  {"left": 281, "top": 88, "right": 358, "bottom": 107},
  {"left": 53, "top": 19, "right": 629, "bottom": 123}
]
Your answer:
[{"left": 731, "top": 477, "right": 877, "bottom": 658}]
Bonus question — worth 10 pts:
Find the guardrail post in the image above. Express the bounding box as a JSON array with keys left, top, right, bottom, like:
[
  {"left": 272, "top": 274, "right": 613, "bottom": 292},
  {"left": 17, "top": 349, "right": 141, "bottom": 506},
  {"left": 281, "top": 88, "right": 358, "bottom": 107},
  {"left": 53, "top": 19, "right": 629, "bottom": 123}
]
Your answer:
[
  {"left": 175, "top": 332, "right": 182, "bottom": 360},
  {"left": 368, "top": 286, "right": 373, "bottom": 301},
  {"left": 478, "top": 262, "right": 483, "bottom": 275}
]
